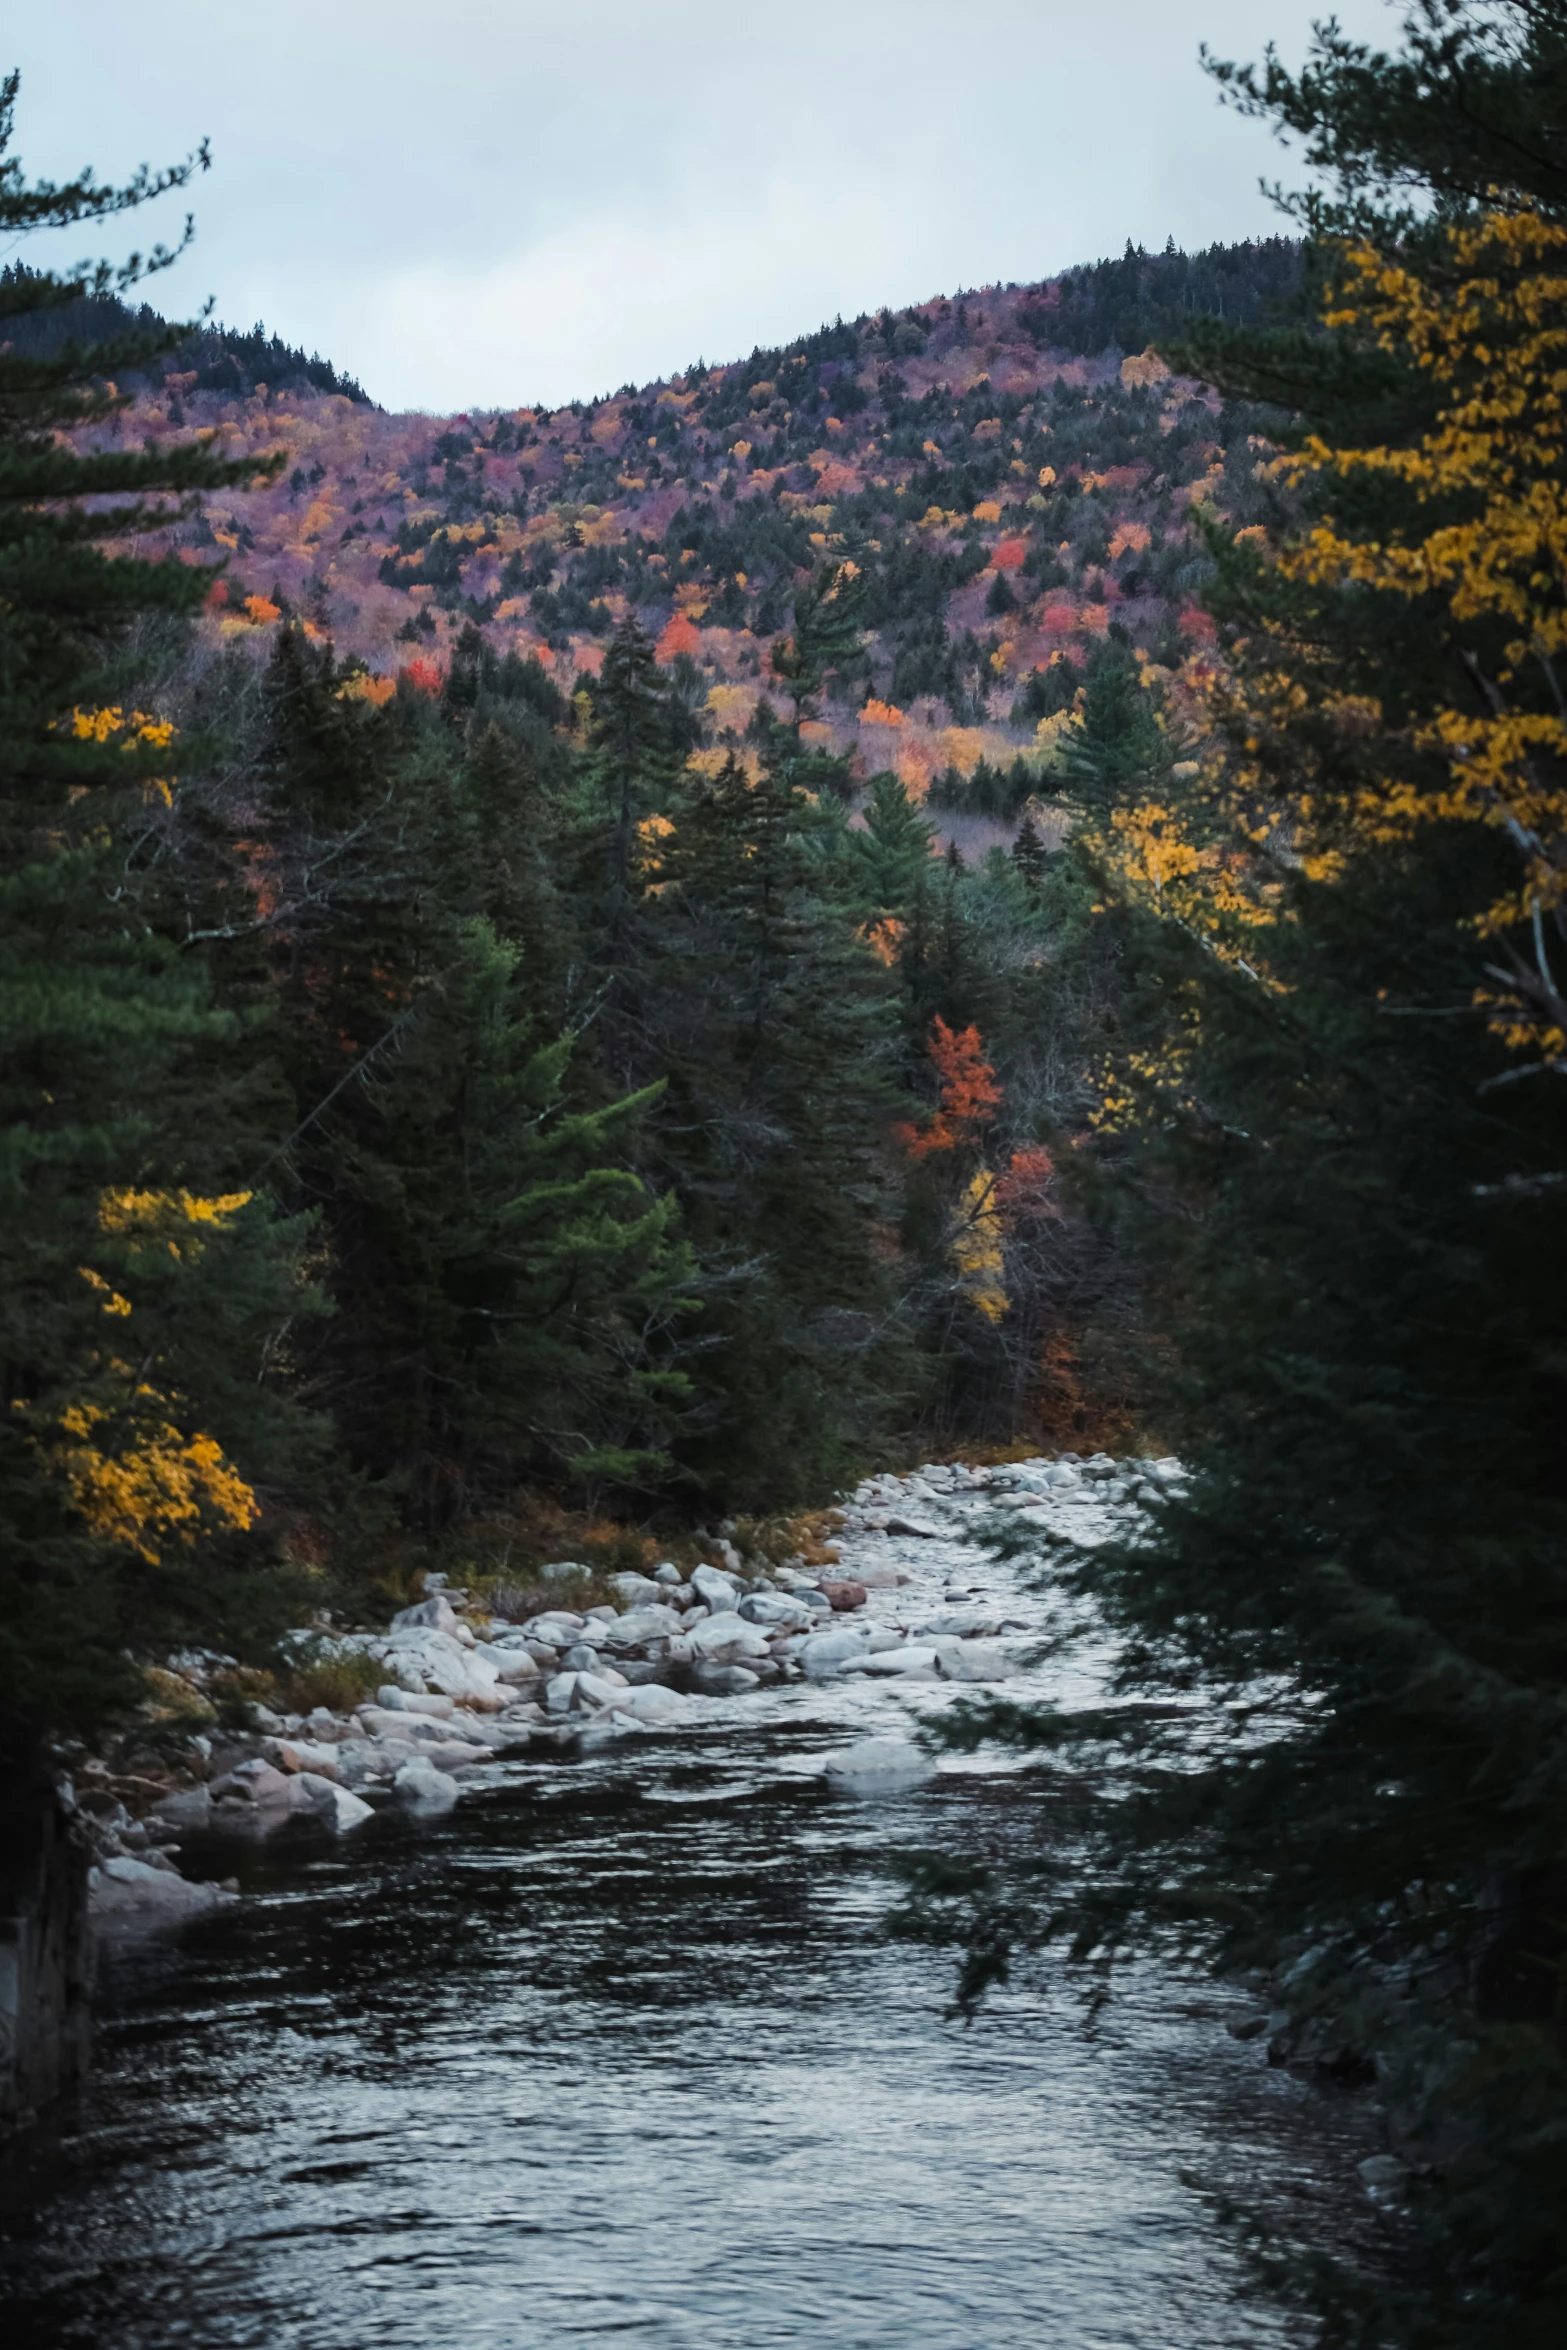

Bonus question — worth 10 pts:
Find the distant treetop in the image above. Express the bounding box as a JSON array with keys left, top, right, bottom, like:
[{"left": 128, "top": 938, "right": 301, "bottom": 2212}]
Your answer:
[
  {"left": 1021, "top": 236, "right": 1304, "bottom": 357},
  {"left": 0, "top": 264, "right": 374, "bottom": 404}
]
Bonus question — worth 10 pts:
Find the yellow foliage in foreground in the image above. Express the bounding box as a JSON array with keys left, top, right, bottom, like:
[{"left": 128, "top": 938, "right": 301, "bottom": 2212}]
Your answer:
[
  {"left": 21, "top": 1189, "right": 262, "bottom": 1563},
  {"left": 49, "top": 1397, "right": 259, "bottom": 1564},
  {"left": 1276, "top": 209, "right": 1567, "bottom": 1057}
]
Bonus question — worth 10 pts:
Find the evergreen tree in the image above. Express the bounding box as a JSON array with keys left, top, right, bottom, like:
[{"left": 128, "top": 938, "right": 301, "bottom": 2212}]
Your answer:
[
  {"left": 841, "top": 769, "right": 936, "bottom": 919},
  {"left": 250, "top": 629, "right": 694, "bottom": 1524},
  {"left": 931, "top": 11, "right": 1567, "bottom": 2341},
  {"left": 1010, "top": 811, "right": 1049, "bottom": 892},
  {"left": 0, "top": 80, "right": 312, "bottom": 1751},
  {"left": 567, "top": 615, "right": 685, "bottom": 1085},
  {"left": 769, "top": 562, "right": 865, "bottom": 719},
  {"left": 1055, "top": 647, "right": 1168, "bottom": 814},
  {"left": 984, "top": 569, "right": 1017, "bottom": 618},
  {"left": 645, "top": 750, "right": 911, "bottom": 1501}
]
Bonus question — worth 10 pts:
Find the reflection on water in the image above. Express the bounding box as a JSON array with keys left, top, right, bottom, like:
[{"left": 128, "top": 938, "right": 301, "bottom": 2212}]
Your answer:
[{"left": 0, "top": 1717, "right": 1370, "bottom": 2350}]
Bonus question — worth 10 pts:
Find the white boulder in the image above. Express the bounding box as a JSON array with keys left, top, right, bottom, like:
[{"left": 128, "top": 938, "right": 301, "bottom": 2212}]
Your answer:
[
  {"left": 606, "top": 1682, "right": 691, "bottom": 1725},
  {"left": 597, "top": 1605, "right": 685, "bottom": 1649},
  {"left": 844, "top": 1645, "right": 943, "bottom": 1677},
  {"left": 691, "top": 1663, "right": 760, "bottom": 1695},
  {"left": 687, "top": 1613, "right": 771, "bottom": 1664},
  {"left": 691, "top": 1563, "right": 740, "bottom": 1613},
  {"left": 267, "top": 1738, "right": 344, "bottom": 1778},
  {"left": 522, "top": 1611, "right": 587, "bottom": 1647},
  {"left": 471, "top": 1640, "right": 540, "bottom": 1683},
  {"left": 296, "top": 1773, "right": 375, "bottom": 1832},
  {"left": 822, "top": 1737, "right": 936, "bottom": 1796},
  {"left": 737, "top": 1592, "right": 813, "bottom": 1628},
  {"left": 935, "top": 1642, "right": 1017, "bottom": 1684},
  {"left": 89, "top": 1856, "right": 238, "bottom": 1927},
  {"left": 608, "top": 1572, "right": 666, "bottom": 1608},
  {"left": 393, "top": 1755, "right": 459, "bottom": 1809},
  {"left": 798, "top": 1627, "right": 871, "bottom": 1677},
  {"left": 390, "top": 1593, "right": 462, "bottom": 1637},
  {"left": 374, "top": 1686, "right": 455, "bottom": 1716}
]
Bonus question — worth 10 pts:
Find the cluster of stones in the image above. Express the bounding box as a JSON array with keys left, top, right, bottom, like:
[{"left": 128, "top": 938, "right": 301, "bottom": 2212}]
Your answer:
[{"left": 79, "top": 1453, "right": 1182, "bottom": 1930}]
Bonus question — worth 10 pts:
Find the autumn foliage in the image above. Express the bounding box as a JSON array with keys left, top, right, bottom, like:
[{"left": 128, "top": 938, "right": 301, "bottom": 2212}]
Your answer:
[
  {"left": 655, "top": 612, "right": 702, "bottom": 663},
  {"left": 895, "top": 1017, "right": 1002, "bottom": 1158}
]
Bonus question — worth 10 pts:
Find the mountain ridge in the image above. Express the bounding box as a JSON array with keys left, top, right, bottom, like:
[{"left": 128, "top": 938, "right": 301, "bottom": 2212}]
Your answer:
[{"left": 71, "top": 237, "right": 1297, "bottom": 822}]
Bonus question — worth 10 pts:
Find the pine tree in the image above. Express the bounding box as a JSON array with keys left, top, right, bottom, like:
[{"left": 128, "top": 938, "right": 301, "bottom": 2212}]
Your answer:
[
  {"left": 249, "top": 629, "right": 694, "bottom": 1524},
  {"left": 769, "top": 562, "right": 865, "bottom": 720},
  {"left": 930, "top": 12, "right": 1567, "bottom": 2341},
  {"left": 645, "top": 750, "right": 911, "bottom": 1502},
  {"left": 842, "top": 769, "right": 935, "bottom": 919},
  {"left": 1055, "top": 647, "right": 1168, "bottom": 814},
  {"left": 1010, "top": 811, "right": 1049, "bottom": 892},
  {"left": 0, "top": 80, "right": 312, "bottom": 1751},
  {"left": 567, "top": 615, "right": 684, "bottom": 1086}
]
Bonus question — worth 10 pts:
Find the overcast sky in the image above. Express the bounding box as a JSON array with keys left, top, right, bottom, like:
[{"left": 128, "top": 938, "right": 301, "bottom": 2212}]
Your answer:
[{"left": 11, "top": 0, "right": 1397, "bottom": 413}]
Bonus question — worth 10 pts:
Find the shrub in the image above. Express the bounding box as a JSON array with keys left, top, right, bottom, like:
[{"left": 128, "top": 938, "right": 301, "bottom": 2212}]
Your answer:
[
  {"left": 278, "top": 1646, "right": 383, "bottom": 1716},
  {"left": 476, "top": 1565, "right": 622, "bottom": 1622}
]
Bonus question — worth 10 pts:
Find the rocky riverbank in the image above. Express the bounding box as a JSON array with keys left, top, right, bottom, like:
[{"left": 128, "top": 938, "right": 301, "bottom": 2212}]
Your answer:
[
  {"left": 35, "top": 1444, "right": 1409, "bottom": 2248},
  {"left": 73, "top": 1450, "right": 1181, "bottom": 1934}
]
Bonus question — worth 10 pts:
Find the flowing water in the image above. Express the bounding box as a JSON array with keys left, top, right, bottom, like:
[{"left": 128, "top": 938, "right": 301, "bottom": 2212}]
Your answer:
[{"left": 0, "top": 1485, "right": 1376, "bottom": 2348}]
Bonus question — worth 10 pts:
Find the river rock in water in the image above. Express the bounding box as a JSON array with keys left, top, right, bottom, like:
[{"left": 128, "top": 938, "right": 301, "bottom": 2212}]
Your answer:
[
  {"left": 296, "top": 1773, "right": 375, "bottom": 1833},
  {"left": 393, "top": 1755, "right": 459, "bottom": 1809},
  {"left": 844, "top": 1645, "right": 944, "bottom": 1678},
  {"left": 797, "top": 1626, "right": 870, "bottom": 1677},
  {"left": 688, "top": 1613, "right": 771, "bottom": 1664},
  {"left": 692, "top": 1663, "right": 760, "bottom": 1696},
  {"left": 89, "top": 1856, "right": 239, "bottom": 1928},
  {"left": 936, "top": 1641, "right": 1017, "bottom": 1684},
  {"left": 147, "top": 1786, "right": 212, "bottom": 1833},
  {"left": 822, "top": 1737, "right": 936, "bottom": 1795},
  {"left": 609, "top": 1682, "right": 692, "bottom": 1724}
]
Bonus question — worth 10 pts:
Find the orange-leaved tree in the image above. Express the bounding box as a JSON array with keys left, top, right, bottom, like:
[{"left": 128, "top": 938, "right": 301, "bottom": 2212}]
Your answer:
[{"left": 895, "top": 1016, "right": 1002, "bottom": 1159}]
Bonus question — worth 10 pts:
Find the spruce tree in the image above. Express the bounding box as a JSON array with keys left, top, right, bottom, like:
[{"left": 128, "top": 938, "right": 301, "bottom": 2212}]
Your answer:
[
  {"left": 0, "top": 80, "right": 311, "bottom": 1751},
  {"left": 250, "top": 628, "right": 694, "bottom": 1524},
  {"left": 567, "top": 615, "right": 683, "bottom": 1086},
  {"left": 1010, "top": 811, "right": 1049, "bottom": 892},
  {"left": 930, "top": 11, "right": 1567, "bottom": 2340},
  {"left": 646, "top": 749, "right": 911, "bottom": 1502},
  {"left": 1054, "top": 646, "right": 1168, "bottom": 814}
]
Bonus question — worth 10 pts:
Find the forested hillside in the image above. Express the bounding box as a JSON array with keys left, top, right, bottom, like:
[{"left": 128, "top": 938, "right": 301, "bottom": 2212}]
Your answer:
[
  {"left": 0, "top": 226, "right": 1307, "bottom": 1671},
  {"left": 8, "top": 134, "right": 1308, "bottom": 1753},
  {"left": 60, "top": 241, "right": 1295, "bottom": 830}
]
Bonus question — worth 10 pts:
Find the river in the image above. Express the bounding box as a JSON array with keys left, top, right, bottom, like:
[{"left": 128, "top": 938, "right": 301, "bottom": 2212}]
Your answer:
[{"left": 0, "top": 1466, "right": 1377, "bottom": 2348}]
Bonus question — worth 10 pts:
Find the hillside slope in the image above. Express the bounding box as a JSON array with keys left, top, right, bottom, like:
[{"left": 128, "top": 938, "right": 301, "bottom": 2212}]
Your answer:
[{"left": 86, "top": 245, "right": 1294, "bottom": 821}]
